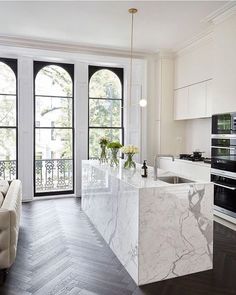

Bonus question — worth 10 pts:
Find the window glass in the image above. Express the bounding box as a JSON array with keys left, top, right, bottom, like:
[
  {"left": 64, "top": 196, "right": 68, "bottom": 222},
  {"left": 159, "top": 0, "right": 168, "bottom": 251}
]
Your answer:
[
  {"left": 34, "top": 62, "right": 74, "bottom": 195},
  {"left": 88, "top": 67, "right": 123, "bottom": 159},
  {"left": 0, "top": 59, "right": 17, "bottom": 181},
  {"left": 89, "top": 69, "right": 121, "bottom": 99},
  {"left": 35, "top": 65, "right": 72, "bottom": 97},
  {"left": 0, "top": 62, "right": 16, "bottom": 94}
]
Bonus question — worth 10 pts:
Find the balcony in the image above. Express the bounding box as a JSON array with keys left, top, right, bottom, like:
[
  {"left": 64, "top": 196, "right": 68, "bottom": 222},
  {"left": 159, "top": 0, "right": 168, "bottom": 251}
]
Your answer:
[
  {"left": 0, "top": 160, "right": 17, "bottom": 180},
  {"left": 0, "top": 159, "right": 73, "bottom": 194},
  {"left": 35, "top": 159, "right": 73, "bottom": 194}
]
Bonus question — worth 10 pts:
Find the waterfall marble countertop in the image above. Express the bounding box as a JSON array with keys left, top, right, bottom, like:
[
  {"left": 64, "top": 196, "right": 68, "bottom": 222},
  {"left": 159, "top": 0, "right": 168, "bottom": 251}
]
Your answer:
[
  {"left": 82, "top": 160, "right": 214, "bottom": 286},
  {"left": 82, "top": 159, "right": 207, "bottom": 189}
]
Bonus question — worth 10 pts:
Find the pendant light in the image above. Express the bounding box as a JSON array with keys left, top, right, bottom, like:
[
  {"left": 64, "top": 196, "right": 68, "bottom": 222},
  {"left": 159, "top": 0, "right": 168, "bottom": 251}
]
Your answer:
[{"left": 129, "top": 8, "right": 147, "bottom": 108}]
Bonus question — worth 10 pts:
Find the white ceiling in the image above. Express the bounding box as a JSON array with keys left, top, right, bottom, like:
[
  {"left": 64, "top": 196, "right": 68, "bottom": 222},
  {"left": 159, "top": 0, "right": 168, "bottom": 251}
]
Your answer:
[{"left": 0, "top": 1, "right": 227, "bottom": 53}]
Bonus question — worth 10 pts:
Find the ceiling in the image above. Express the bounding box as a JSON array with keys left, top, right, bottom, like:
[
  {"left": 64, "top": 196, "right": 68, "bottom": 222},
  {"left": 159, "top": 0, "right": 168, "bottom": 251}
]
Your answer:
[{"left": 0, "top": 1, "right": 227, "bottom": 53}]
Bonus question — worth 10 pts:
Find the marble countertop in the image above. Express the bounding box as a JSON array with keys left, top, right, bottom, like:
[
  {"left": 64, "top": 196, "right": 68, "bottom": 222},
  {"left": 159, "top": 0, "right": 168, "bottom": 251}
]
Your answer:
[{"left": 83, "top": 160, "right": 209, "bottom": 189}]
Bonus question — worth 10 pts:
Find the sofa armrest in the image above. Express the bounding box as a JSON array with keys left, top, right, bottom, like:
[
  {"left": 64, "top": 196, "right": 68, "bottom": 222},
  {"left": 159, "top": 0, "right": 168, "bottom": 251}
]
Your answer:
[
  {"left": 0, "top": 209, "right": 11, "bottom": 269},
  {"left": 0, "top": 180, "right": 22, "bottom": 269}
]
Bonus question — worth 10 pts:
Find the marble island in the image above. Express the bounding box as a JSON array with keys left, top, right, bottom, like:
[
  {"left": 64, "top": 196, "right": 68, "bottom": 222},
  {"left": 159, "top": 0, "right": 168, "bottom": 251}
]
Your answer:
[{"left": 81, "top": 160, "right": 214, "bottom": 285}]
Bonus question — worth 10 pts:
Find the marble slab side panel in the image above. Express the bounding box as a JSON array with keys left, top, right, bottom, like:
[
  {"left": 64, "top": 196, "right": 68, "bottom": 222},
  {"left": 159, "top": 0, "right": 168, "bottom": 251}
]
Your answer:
[
  {"left": 82, "top": 162, "right": 139, "bottom": 284},
  {"left": 139, "top": 183, "right": 213, "bottom": 285}
]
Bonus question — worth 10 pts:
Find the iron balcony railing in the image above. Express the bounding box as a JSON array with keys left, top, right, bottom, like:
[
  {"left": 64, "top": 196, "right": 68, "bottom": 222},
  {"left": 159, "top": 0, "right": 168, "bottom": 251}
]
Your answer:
[
  {"left": 0, "top": 159, "right": 73, "bottom": 193},
  {"left": 0, "top": 160, "right": 17, "bottom": 181},
  {"left": 35, "top": 158, "right": 73, "bottom": 193}
]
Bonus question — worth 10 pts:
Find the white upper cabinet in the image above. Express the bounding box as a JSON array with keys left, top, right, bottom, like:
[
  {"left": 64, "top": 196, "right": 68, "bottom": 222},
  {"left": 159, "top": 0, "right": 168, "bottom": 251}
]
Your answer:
[
  {"left": 175, "top": 39, "right": 213, "bottom": 89},
  {"left": 188, "top": 82, "right": 207, "bottom": 119},
  {"left": 206, "top": 79, "right": 213, "bottom": 117},
  {"left": 212, "top": 15, "right": 236, "bottom": 114},
  {"left": 174, "top": 80, "right": 211, "bottom": 120},
  {"left": 174, "top": 87, "right": 189, "bottom": 120},
  {"left": 174, "top": 37, "right": 214, "bottom": 120}
]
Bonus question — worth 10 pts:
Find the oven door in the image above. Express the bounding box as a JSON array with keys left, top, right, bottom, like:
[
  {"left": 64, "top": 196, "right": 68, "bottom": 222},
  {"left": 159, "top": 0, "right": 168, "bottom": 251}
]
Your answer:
[
  {"left": 212, "top": 113, "right": 236, "bottom": 135},
  {"left": 211, "top": 147, "right": 236, "bottom": 157},
  {"left": 211, "top": 137, "right": 236, "bottom": 157},
  {"left": 211, "top": 157, "right": 236, "bottom": 173},
  {"left": 211, "top": 172, "right": 236, "bottom": 218}
]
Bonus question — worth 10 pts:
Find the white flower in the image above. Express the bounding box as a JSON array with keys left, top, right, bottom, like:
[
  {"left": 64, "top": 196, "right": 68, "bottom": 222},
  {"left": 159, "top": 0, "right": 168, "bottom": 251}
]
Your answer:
[{"left": 121, "top": 145, "right": 139, "bottom": 154}]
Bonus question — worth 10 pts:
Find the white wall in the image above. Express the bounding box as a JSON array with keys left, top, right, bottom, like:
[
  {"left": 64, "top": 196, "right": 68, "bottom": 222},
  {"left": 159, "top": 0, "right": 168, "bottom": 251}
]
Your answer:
[
  {"left": 158, "top": 55, "right": 186, "bottom": 156},
  {"left": 146, "top": 53, "right": 186, "bottom": 165},
  {"left": 185, "top": 118, "right": 211, "bottom": 157},
  {"left": 0, "top": 45, "right": 146, "bottom": 201}
]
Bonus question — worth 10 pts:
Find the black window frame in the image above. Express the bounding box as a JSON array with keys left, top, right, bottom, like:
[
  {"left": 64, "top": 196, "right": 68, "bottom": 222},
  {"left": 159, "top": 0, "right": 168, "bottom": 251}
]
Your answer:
[
  {"left": 88, "top": 65, "right": 124, "bottom": 159},
  {"left": 33, "top": 61, "right": 75, "bottom": 196},
  {"left": 0, "top": 57, "right": 18, "bottom": 180}
]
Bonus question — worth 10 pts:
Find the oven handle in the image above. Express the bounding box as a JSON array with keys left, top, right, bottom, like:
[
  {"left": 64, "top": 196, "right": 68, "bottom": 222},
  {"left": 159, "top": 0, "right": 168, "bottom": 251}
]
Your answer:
[
  {"left": 211, "top": 146, "right": 236, "bottom": 150},
  {"left": 214, "top": 182, "right": 236, "bottom": 191}
]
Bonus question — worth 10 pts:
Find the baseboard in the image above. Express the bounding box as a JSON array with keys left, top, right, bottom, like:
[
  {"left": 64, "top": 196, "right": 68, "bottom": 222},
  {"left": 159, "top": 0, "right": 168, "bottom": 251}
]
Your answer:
[{"left": 214, "top": 210, "right": 236, "bottom": 231}]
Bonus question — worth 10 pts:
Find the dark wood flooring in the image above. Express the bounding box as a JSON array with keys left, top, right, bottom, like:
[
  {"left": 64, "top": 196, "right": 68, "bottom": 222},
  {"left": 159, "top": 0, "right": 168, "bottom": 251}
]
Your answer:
[{"left": 0, "top": 197, "right": 236, "bottom": 295}]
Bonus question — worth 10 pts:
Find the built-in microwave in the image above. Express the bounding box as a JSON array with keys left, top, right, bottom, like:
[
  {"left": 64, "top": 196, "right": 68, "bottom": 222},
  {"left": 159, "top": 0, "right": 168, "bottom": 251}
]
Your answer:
[{"left": 212, "top": 113, "right": 236, "bottom": 134}]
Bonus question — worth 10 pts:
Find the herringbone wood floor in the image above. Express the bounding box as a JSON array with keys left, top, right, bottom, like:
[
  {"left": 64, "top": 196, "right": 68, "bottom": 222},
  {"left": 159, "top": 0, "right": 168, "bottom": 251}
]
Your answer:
[{"left": 0, "top": 197, "right": 236, "bottom": 295}]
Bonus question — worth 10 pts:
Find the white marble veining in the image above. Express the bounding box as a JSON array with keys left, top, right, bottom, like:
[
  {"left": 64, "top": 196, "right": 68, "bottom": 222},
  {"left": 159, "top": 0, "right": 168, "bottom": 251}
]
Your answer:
[
  {"left": 82, "top": 161, "right": 139, "bottom": 283},
  {"left": 82, "top": 160, "right": 213, "bottom": 286},
  {"left": 139, "top": 184, "right": 213, "bottom": 284}
]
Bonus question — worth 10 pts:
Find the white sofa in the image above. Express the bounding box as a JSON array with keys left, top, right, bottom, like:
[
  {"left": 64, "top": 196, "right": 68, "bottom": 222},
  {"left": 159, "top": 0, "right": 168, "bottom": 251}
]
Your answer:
[{"left": 0, "top": 180, "right": 22, "bottom": 271}]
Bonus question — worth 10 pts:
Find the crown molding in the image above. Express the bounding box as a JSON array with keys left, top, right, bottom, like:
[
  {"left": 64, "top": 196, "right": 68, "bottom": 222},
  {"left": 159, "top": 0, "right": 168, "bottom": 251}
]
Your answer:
[
  {"left": 201, "top": 1, "right": 236, "bottom": 25},
  {"left": 173, "top": 2, "right": 236, "bottom": 56},
  {"left": 158, "top": 50, "right": 175, "bottom": 59},
  {"left": 174, "top": 27, "right": 213, "bottom": 56},
  {"left": 0, "top": 35, "right": 148, "bottom": 59}
]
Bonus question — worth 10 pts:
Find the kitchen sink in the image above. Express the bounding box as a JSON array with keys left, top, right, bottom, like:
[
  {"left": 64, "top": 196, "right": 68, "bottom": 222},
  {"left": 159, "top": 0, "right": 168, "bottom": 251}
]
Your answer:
[{"left": 157, "top": 176, "right": 195, "bottom": 184}]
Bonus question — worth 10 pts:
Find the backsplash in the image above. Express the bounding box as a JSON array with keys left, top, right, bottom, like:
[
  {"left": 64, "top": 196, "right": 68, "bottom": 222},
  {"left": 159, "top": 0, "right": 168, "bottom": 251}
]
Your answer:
[{"left": 185, "top": 118, "right": 211, "bottom": 157}]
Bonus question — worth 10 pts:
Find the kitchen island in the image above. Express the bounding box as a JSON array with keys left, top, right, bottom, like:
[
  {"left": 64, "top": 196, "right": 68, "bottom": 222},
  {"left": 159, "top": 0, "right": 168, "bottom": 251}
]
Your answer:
[{"left": 81, "top": 160, "right": 213, "bottom": 285}]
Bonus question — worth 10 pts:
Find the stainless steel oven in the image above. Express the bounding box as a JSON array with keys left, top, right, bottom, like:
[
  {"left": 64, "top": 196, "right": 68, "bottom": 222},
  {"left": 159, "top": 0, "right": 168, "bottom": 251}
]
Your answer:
[
  {"left": 211, "top": 113, "right": 236, "bottom": 219},
  {"left": 212, "top": 113, "right": 236, "bottom": 135},
  {"left": 211, "top": 169, "right": 236, "bottom": 218},
  {"left": 211, "top": 137, "right": 236, "bottom": 157}
]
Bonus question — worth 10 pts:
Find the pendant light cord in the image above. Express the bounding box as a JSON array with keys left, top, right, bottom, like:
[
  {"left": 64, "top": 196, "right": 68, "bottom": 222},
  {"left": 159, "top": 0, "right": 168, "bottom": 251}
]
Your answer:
[
  {"left": 128, "top": 8, "right": 137, "bottom": 109},
  {"left": 129, "top": 11, "right": 134, "bottom": 108}
]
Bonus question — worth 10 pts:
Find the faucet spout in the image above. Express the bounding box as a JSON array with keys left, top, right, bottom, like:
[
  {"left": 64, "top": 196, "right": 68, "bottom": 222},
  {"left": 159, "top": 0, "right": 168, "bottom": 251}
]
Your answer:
[{"left": 153, "top": 154, "right": 175, "bottom": 180}]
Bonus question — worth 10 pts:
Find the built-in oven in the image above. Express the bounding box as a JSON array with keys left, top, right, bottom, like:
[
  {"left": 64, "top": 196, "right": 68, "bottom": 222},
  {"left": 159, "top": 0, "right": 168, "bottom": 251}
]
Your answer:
[
  {"left": 211, "top": 113, "right": 236, "bottom": 219},
  {"left": 211, "top": 156, "right": 236, "bottom": 173},
  {"left": 211, "top": 137, "right": 236, "bottom": 157},
  {"left": 211, "top": 169, "right": 236, "bottom": 218},
  {"left": 212, "top": 113, "right": 236, "bottom": 134}
]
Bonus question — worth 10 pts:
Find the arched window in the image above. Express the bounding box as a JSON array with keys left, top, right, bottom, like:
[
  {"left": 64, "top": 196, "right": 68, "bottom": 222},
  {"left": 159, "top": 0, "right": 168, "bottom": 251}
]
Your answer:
[
  {"left": 0, "top": 58, "right": 17, "bottom": 180},
  {"left": 34, "top": 62, "right": 74, "bottom": 196},
  {"left": 88, "top": 66, "right": 124, "bottom": 158}
]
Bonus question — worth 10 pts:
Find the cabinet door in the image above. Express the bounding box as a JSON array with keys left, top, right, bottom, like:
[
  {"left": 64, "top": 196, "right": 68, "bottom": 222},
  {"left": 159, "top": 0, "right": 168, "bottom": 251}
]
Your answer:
[
  {"left": 174, "top": 87, "right": 189, "bottom": 120},
  {"left": 188, "top": 82, "right": 207, "bottom": 119},
  {"left": 206, "top": 80, "right": 212, "bottom": 117}
]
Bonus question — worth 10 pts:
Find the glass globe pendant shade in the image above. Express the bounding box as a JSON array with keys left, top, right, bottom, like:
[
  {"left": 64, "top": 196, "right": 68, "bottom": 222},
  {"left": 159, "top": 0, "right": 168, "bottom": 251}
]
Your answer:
[{"left": 139, "top": 99, "right": 147, "bottom": 107}]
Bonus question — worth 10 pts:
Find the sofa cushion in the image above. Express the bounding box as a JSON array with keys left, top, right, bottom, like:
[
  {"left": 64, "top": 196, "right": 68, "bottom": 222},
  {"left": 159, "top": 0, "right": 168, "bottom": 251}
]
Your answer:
[
  {"left": 0, "top": 180, "right": 9, "bottom": 196},
  {"left": 0, "top": 192, "right": 4, "bottom": 207}
]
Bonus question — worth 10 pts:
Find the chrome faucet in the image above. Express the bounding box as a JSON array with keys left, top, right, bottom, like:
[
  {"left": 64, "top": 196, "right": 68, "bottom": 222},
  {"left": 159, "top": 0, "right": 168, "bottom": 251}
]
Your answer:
[{"left": 153, "top": 154, "right": 175, "bottom": 180}]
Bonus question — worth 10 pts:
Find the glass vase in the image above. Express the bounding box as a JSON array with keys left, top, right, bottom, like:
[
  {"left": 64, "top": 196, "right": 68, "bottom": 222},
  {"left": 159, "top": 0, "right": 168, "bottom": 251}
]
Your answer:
[
  {"left": 124, "top": 154, "right": 136, "bottom": 169},
  {"left": 110, "top": 148, "right": 119, "bottom": 167},
  {"left": 99, "top": 144, "right": 107, "bottom": 164}
]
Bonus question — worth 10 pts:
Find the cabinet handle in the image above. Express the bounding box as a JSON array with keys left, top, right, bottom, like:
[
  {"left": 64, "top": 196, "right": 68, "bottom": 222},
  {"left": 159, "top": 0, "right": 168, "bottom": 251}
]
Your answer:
[
  {"left": 211, "top": 146, "right": 236, "bottom": 150},
  {"left": 214, "top": 182, "right": 236, "bottom": 191}
]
